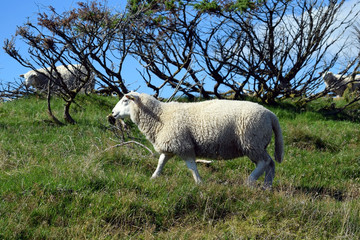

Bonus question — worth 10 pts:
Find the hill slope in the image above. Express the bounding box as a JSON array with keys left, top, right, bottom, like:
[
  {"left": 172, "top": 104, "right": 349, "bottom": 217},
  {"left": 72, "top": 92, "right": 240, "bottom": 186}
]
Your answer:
[{"left": 0, "top": 95, "right": 359, "bottom": 239}]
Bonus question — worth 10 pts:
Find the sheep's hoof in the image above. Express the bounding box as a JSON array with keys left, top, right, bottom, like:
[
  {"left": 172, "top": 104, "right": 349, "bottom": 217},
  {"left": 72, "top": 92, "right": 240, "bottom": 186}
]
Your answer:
[
  {"left": 150, "top": 175, "right": 159, "bottom": 180},
  {"left": 195, "top": 180, "right": 203, "bottom": 185},
  {"left": 261, "top": 184, "right": 273, "bottom": 191},
  {"left": 246, "top": 177, "right": 256, "bottom": 188}
]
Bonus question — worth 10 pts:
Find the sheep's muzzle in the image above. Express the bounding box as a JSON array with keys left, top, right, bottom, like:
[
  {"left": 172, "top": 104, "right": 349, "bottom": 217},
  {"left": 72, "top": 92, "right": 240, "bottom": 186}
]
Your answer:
[{"left": 107, "top": 114, "right": 116, "bottom": 125}]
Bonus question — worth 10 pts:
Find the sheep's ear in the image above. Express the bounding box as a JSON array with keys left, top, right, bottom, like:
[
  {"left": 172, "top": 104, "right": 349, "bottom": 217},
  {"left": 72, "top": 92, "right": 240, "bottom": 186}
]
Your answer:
[
  {"left": 126, "top": 95, "right": 135, "bottom": 100},
  {"left": 125, "top": 94, "right": 140, "bottom": 102}
]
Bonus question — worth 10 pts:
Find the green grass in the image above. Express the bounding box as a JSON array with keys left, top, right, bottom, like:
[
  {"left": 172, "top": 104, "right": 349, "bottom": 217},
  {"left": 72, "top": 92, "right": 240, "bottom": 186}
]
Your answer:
[{"left": 0, "top": 95, "right": 359, "bottom": 239}]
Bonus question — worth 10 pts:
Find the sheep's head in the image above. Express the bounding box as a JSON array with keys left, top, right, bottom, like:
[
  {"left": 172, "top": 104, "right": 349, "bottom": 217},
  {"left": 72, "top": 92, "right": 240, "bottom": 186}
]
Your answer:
[
  {"left": 320, "top": 71, "right": 331, "bottom": 78},
  {"left": 111, "top": 92, "right": 140, "bottom": 119},
  {"left": 320, "top": 71, "right": 337, "bottom": 86},
  {"left": 20, "top": 73, "right": 35, "bottom": 87}
]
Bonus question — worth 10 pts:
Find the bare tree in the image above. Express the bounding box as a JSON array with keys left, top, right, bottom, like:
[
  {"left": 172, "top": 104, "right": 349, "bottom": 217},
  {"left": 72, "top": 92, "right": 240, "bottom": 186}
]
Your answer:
[
  {"left": 127, "top": 0, "right": 258, "bottom": 99},
  {"left": 4, "top": 32, "right": 88, "bottom": 124},
  {"left": 128, "top": 1, "right": 213, "bottom": 99},
  {"left": 3, "top": 0, "right": 360, "bottom": 111},
  {"left": 205, "top": 0, "right": 360, "bottom": 103},
  {"left": 4, "top": 1, "right": 137, "bottom": 123},
  {"left": 126, "top": 0, "right": 360, "bottom": 103}
]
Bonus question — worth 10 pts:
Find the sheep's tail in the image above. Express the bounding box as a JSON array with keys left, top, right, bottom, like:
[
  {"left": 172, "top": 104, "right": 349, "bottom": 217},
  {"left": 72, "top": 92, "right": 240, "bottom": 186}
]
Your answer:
[{"left": 271, "top": 113, "right": 284, "bottom": 163}]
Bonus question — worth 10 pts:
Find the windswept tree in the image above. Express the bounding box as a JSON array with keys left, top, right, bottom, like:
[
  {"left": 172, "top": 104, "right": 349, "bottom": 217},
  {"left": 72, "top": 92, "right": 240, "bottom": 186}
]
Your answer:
[
  {"left": 127, "top": 1, "right": 210, "bottom": 99},
  {"left": 199, "top": 0, "right": 360, "bottom": 103},
  {"left": 126, "top": 0, "right": 255, "bottom": 99},
  {"left": 4, "top": 0, "right": 360, "bottom": 111},
  {"left": 125, "top": 0, "right": 360, "bottom": 103},
  {"left": 4, "top": 1, "right": 136, "bottom": 123}
]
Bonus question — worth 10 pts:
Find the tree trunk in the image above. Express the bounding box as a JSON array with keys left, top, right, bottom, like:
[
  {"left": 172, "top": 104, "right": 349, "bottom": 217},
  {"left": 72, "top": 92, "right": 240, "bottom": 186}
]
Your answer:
[
  {"left": 47, "top": 82, "right": 63, "bottom": 125},
  {"left": 64, "top": 100, "right": 75, "bottom": 124}
]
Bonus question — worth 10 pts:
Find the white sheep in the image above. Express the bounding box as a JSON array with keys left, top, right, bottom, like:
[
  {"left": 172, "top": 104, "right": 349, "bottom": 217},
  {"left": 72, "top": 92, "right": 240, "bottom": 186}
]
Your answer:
[
  {"left": 111, "top": 92, "right": 284, "bottom": 187},
  {"left": 20, "top": 64, "right": 95, "bottom": 93},
  {"left": 321, "top": 72, "right": 360, "bottom": 97},
  {"left": 343, "top": 75, "right": 360, "bottom": 94}
]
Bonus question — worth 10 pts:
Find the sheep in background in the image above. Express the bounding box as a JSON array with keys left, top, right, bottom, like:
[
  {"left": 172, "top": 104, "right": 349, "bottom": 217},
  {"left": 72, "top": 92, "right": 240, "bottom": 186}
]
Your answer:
[
  {"left": 20, "top": 64, "right": 95, "bottom": 94},
  {"left": 343, "top": 75, "right": 360, "bottom": 94},
  {"left": 111, "top": 92, "right": 284, "bottom": 188},
  {"left": 321, "top": 72, "right": 360, "bottom": 97}
]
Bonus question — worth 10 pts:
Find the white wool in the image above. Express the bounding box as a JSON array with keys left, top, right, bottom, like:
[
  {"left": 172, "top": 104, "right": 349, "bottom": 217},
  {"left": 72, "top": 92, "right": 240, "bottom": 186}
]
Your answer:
[
  {"left": 322, "top": 72, "right": 360, "bottom": 97},
  {"left": 112, "top": 92, "right": 284, "bottom": 187},
  {"left": 20, "top": 64, "right": 95, "bottom": 93}
]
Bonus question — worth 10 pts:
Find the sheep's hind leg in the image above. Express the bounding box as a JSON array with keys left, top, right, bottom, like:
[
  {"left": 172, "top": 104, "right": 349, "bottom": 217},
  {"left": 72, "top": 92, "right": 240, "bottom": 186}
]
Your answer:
[
  {"left": 264, "top": 159, "right": 275, "bottom": 189},
  {"left": 151, "top": 153, "right": 172, "bottom": 179},
  {"left": 183, "top": 157, "right": 202, "bottom": 184},
  {"left": 247, "top": 160, "right": 267, "bottom": 186},
  {"left": 247, "top": 151, "right": 275, "bottom": 188}
]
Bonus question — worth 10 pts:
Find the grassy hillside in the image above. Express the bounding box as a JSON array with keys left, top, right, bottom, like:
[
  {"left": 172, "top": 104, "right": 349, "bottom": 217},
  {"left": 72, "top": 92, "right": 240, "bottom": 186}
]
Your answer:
[{"left": 0, "top": 95, "right": 359, "bottom": 239}]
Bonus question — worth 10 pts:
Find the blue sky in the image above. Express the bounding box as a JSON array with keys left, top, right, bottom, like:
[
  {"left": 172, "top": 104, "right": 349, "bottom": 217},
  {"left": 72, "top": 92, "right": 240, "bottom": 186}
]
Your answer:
[
  {"left": 0, "top": 0, "right": 81, "bottom": 83},
  {"left": 0, "top": 0, "right": 359, "bottom": 97}
]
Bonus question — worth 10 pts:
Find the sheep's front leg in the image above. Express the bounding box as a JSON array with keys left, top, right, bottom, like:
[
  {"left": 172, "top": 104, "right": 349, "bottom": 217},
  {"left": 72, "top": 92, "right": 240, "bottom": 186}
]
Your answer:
[
  {"left": 184, "top": 158, "right": 202, "bottom": 184},
  {"left": 151, "top": 153, "right": 172, "bottom": 179}
]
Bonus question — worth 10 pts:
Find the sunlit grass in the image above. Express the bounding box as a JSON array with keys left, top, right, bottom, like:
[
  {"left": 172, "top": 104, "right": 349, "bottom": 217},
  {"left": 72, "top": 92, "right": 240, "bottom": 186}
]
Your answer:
[{"left": 0, "top": 95, "right": 359, "bottom": 239}]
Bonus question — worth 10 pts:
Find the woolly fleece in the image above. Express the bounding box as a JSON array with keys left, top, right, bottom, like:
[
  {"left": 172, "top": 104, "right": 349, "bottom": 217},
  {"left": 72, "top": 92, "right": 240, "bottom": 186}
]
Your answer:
[{"left": 121, "top": 93, "right": 283, "bottom": 163}]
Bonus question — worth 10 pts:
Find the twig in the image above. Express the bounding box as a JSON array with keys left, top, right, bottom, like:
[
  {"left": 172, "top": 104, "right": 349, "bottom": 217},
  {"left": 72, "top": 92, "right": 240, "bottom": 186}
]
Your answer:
[
  {"left": 104, "top": 141, "right": 215, "bottom": 164},
  {"left": 167, "top": 68, "right": 189, "bottom": 102},
  {"left": 103, "top": 140, "right": 154, "bottom": 156},
  {"left": 196, "top": 159, "right": 213, "bottom": 164}
]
